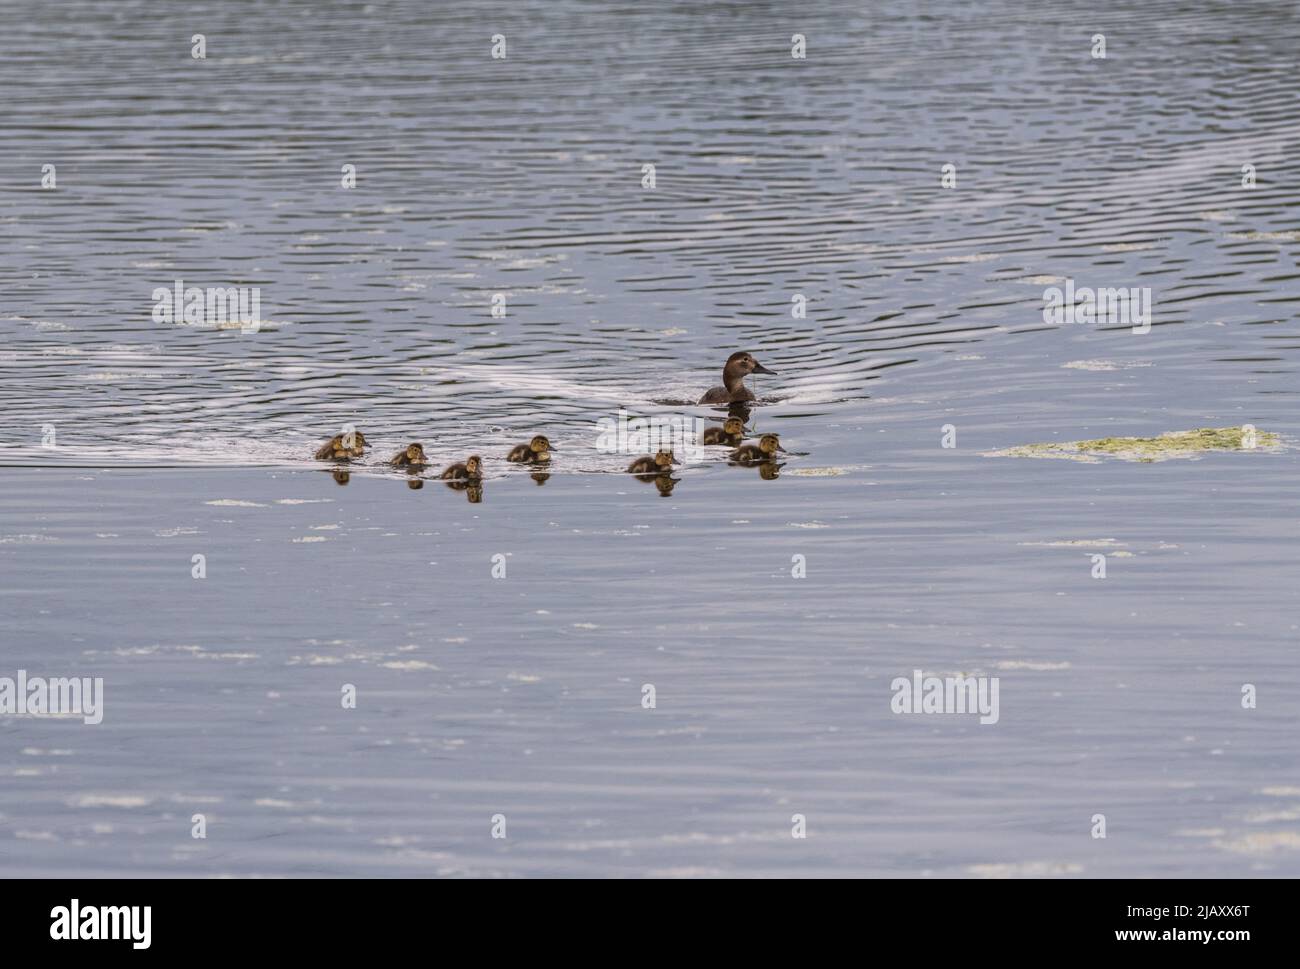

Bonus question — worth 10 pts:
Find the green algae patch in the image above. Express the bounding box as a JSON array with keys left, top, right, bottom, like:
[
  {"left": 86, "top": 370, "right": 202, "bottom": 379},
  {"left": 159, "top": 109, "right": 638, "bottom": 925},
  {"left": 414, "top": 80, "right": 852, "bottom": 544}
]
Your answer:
[{"left": 987, "top": 427, "right": 1280, "bottom": 464}]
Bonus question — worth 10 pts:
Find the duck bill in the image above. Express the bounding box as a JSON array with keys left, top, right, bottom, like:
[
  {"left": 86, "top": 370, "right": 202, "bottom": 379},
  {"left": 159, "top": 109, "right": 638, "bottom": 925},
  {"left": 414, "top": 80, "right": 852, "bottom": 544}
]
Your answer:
[{"left": 751, "top": 362, "right": 776, "bottom": 375}]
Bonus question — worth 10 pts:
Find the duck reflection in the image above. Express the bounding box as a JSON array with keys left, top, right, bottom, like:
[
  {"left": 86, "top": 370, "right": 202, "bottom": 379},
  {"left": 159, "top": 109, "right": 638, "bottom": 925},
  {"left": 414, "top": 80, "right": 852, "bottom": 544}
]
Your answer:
[{"left": 443, "top": 478, "right": 484, "bottom": 503}]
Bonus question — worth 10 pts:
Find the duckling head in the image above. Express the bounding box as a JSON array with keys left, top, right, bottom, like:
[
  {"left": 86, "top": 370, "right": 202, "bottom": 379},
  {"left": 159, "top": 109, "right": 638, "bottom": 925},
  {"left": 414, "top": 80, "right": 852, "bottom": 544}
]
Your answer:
[
  {"left": 529, "top": 435, "right": 552, "bottom": 455},
  {"left": 465, "top": 455, "right": 483, "bottom": 477},
  {"left": 723, "top": 417, "right": 745, "bottom": 436},
  {"left": 758, "top": 433, "right": 785, "bottom": 455},
  {"left": 406, "top": 443, "right": 426, "bottom": 463},
  {"left": 654, "top": 449, "right": 679, "bottom": 469}
]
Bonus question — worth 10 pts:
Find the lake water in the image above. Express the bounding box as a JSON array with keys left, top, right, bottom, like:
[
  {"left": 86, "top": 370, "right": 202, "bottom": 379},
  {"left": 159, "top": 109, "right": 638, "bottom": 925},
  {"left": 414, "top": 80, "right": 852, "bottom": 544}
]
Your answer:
[{"left": 2, "top": 0, "right": 1298, "bottom": 877}]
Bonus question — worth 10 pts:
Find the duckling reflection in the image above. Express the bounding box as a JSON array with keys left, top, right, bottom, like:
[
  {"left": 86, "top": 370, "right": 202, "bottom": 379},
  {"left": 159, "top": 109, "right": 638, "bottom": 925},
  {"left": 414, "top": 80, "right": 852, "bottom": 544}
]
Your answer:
[
  {"left": 507, "top": 435, "right": 554, "bottom": 464},
  {"left": 390, "top": 442, "right": 427, "bottom": 468},
  {"left": 406, "top": 478, "right": 425, "bottom": 490},
  {"left": 331, "top": 469, "right": 351, "bottom": 485},
  {"left": 627, "top": 449, "right": 678, "bottom": 475},
  {"left": 445, "top": 481, "right": 482, "bottom": 503},
  {"left": 529, "top": 471, "right": 550, "bottom": 485},
  {"left": 440, "top": 455, "right": 483, "bottom": 481},
  {"left": 699, "top": 352, "right": 777, "bottom": 404},
  {"left": 731, "top": 433, "right": 786, "bottom": 465},
  {"left": 757, "top": 461, "right": 783, "bottom": 480},
  {"left": 702, "top": 416, "right": 745, "bottom": 447},
  {"left": 314, "top": 430, "right": 368, "bottom": 462},
  {"left": 653, "top": 474, "right": 679, "bottom": 497}
]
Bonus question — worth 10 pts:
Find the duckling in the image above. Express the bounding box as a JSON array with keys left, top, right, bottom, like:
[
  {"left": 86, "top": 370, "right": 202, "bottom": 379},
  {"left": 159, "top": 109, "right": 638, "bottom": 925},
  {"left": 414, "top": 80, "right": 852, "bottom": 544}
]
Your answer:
[
  {"left": 699, "top": 351, "right": 777, "bottom": 404},
  {"left": 627, "top": 449, "right": 679, "bottom": 474},
  {"left": 314, "top": 430, "right": 368, "bottom": 461},
  {"left": 440, "top": 455, "right": 483, "bottom": 480},
  {"left": 702, "top": 417, "right": 746, "bottom": 447},
  {"left": 731, "top": 433, "right": 786, "bottom": 465},
  {"left": 507, "top": 435, "right": 554, "bottom": 463},
  {"left": 390, "top": 443, "right": 428, "bottom": 468}
]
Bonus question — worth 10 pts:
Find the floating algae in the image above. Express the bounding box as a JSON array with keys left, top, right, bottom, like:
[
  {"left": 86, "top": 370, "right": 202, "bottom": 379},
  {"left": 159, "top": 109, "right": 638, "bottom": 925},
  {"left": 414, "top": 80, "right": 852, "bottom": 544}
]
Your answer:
[{"left": 987, "top": 427, "right": 1280, "bottom": 463}]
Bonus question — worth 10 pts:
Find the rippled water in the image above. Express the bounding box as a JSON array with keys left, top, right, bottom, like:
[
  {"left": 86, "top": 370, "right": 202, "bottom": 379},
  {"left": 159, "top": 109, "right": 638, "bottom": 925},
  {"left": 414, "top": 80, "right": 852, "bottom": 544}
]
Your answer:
[{"left": 2, "top": 0, "right": 1299, "bottom": 877}]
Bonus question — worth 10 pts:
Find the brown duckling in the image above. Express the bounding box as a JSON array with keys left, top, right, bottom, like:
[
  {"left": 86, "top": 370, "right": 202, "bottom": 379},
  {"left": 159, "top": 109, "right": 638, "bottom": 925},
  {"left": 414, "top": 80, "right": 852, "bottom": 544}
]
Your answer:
[
  {"left": 731, "top": 433, "right": 786, "bottom": 465},
  {"left": 440, "top": 455, "right": 483, "bottom": 480},
  {"left": 390, "top": 443, "right": 428, "bottom": 468},
  {"left": 699, "top": 351, "right": 777, "bottom": 404},
  {"left": 507, "top": 435, "right": 554, "bottom": 463},
  {"left": 627, "top": 449, "right": 679, "bottom": 474},
  {"left": 314, "top": 430, "right": 368, "bottom": 461},
  {"left": 702, "top": 417, "right": 746, "bottom": 447}
]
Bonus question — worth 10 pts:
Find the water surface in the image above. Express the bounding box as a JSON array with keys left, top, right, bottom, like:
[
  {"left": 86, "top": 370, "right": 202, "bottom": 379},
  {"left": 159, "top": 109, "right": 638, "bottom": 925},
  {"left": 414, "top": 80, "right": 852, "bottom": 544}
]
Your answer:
[{"left": 1, "top": 0, "right": 1298, "bottom": 876}]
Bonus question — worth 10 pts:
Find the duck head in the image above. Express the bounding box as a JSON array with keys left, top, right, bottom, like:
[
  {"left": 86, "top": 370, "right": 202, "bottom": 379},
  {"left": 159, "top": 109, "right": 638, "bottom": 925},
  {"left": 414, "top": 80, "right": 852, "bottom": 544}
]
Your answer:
[
  {"left": 724, "top": 351, "right": 776, "bottom": 384},
  {"left": 722, "top": 417, "right": 745, "bottom": 437},
  {"left": 465, "top": 455, "right": 483, "bottom": 477},
  {"left": 405, "top": 443, "right": 426, "bottom": 463},
  {"left": 530, "top": 435, "right": 553, "bottom": 456},
  {"left": 654, "top": 449, "right": 679, "bottom": 469},
  {"left": 758, "top": 433, "right": 786, "bottom": 456}
]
